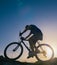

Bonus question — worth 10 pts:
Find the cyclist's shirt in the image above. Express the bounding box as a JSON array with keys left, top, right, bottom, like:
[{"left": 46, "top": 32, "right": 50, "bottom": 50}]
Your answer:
[
  {"left": 29, "top": 25, "right": 42, "bottom": 34},
  {"left": 26, "top": 25, "right": 43, "bottom": 40}
]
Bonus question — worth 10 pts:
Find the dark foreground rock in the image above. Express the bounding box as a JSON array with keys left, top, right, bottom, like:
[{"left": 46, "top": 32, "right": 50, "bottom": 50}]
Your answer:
[{"left": 0, "top": 56, "right": 57, "bottom": 65}]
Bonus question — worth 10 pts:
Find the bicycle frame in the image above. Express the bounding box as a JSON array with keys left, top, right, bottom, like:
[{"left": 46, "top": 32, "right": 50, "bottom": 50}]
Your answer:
[
  {"left": 19, "top": 38, "right": 41, "bottom": 52},
  {"left": 17, "top": 36, "right": 44, "bottom": 55},
  {"left": 20, "top": 40, "right": 45, "bottom": 54},
  {"left": 20, "top": 40, "right": 31, "bottom": 52}
]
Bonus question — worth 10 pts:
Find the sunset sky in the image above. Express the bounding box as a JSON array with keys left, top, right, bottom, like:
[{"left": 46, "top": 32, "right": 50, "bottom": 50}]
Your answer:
[{"left": 0, "top": 0, "right": 57, "bottom": 62}]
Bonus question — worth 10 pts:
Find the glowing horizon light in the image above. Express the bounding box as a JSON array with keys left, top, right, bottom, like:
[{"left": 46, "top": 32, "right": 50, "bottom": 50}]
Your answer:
[{"left": 36, "top": 44, "right": 54, "bottom": 61}]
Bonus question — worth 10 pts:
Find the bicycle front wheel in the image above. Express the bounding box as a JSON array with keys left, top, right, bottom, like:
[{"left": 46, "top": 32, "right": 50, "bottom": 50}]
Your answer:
[
  {"left": 4, "top": 42, "right": 23, "bottom": 60},
  {"left": 35, "top": 44, "right": 54, "bottom": 61}
]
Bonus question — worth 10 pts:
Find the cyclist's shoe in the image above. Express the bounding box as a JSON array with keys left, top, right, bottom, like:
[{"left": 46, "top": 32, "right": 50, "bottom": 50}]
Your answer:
[
  {"left": 27, "top": 52, "right": 34, "bottom": 58},
  {"left": 27, "top": 55, "right": 31, "bottom": 58},
  {"left": 27, "top": 55, "right": 33, "bottom": 58}
]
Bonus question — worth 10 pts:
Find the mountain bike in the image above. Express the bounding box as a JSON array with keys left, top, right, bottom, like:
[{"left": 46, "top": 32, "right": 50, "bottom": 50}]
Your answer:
[{"left": 4, "top": 32, "right": 54, "bottom": 61}]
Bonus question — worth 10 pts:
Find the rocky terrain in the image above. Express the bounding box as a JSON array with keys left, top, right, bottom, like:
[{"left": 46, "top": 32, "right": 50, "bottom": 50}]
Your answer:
[{"left": 0, "top": 56, "right": 57, "bottom": 65}]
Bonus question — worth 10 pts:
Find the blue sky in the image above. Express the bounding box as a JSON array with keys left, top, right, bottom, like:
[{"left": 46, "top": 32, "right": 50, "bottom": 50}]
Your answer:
[{"left": 0, "top": 0, "right": 57, "bottom": 62}]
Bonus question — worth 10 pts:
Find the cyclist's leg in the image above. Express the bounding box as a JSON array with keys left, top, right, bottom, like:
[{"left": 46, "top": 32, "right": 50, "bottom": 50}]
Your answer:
[
  {"left": 27, "top": 40, "right": 35, "bottom": 58},
  {"left": 31, "top": 42, "right": 34, "bottom": 52},
  {"left": 29, "top": 37, "right": 36, "bottom": 51},
  {"left": 29, "top": 35, "right": 38, "bottom": 52}
]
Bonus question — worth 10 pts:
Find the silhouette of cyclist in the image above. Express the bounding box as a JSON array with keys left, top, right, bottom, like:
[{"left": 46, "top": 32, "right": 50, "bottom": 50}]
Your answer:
[{"left": 20, "top": 24, "right": 43, "bottom": 58}]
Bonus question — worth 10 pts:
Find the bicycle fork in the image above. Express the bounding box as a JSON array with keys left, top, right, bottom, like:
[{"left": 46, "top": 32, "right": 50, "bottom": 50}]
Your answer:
[{"left": 13, "top": 44, "right": 20, "bottom": 51}]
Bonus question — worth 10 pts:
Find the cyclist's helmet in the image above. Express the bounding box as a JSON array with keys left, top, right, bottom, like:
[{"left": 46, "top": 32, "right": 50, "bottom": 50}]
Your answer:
[{"left": 25, "top": 25, "right": 30, "bottom": 29}]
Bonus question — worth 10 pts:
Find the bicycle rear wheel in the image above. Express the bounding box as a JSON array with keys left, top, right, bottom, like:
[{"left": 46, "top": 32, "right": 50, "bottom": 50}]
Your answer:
[
  {"left": 4, "top": 42, "right": 23, "bottom": 60},
  {"left": 35, "top": 44, "right": 54, "bottom": 61}
]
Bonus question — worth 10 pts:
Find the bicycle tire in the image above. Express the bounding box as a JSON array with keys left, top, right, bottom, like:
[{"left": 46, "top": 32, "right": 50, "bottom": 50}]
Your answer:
[
  {"left": 35, "top": 44, "right": 54, "bottom": 61},
  {"left": 4, "top": 42, "right": 23, "bottom": 60}
]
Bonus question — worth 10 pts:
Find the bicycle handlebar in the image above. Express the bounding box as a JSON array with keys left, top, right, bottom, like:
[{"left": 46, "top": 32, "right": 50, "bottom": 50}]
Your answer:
[{"left": 19, "top": 32, "right": 25, "bottom": 41}]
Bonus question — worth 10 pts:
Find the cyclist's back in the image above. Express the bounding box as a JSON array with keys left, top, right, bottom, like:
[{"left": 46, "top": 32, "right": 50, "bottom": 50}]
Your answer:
[{"left": 27, "top": 24, "right": 43, "bottom": 41}]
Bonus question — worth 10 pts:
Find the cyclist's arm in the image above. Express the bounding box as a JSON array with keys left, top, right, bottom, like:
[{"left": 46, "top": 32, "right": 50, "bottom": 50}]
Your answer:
[
  {"left": 21, "top": 28, "right": 27, "bottom": 34},
  {"left": 25, "top": 32, "right": 33, "bottom": 40},
  {"left": 25, "top": 32, "right": 31, "bottom": 39}
]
